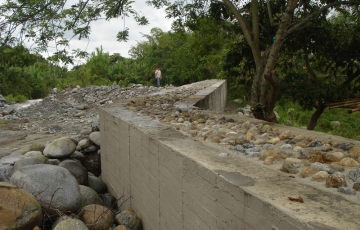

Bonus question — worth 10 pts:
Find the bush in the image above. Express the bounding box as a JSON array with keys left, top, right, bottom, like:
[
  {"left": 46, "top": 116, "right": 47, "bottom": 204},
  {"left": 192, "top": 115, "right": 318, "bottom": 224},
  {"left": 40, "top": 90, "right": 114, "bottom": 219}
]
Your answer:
[{"left": 5, "top": 94, "right": 27, "bottom": 103}]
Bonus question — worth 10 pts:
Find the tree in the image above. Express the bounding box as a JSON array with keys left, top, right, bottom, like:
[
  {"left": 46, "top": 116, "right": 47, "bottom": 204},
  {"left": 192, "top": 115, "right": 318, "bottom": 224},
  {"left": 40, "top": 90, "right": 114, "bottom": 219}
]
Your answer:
[
  {"left": 0, "top": 44, "right": 63, "bottom": 98},
  {"left": 148, "top": 0, "right": 360, "bottom": 122},
  {"left": 280, "top": 8, "right": 360, "bottom": 130},
  {"left": 0, "top": 0, "right": 148, "bottom": 63},
  {"left": 129, "top": 20, "right": 235, "bottom": 86}
]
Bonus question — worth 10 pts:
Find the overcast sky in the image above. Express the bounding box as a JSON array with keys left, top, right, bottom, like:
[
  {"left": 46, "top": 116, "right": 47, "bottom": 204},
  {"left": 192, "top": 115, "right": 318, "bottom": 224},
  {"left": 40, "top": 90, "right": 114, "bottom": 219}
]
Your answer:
[{"left": 47, "top": 2, "right": 173, "bottom": 67}]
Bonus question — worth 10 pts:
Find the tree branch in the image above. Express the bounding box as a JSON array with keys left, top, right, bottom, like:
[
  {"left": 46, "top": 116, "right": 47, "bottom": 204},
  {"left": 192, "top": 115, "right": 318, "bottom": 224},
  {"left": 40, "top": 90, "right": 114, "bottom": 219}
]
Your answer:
[
  {"left": 69, "top": 0, "right": 91, "bottom": 29},
  {"left": 251, "top": 0, "right": 260, "bottom": 56},
  {"left": 287, "top": 1, "right": 360, "bottom": 36},
  {"left": 222, "top": 0, "right": 261, "bottom": 66},
  {"left": 266, "top": 0, "right": 279, "bottom": 26}
]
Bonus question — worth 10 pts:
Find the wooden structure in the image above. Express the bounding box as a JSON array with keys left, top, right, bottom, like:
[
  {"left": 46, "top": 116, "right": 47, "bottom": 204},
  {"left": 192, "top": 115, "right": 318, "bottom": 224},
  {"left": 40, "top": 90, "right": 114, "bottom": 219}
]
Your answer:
[{"left": 326, "top": 97, "right": 360, "bottom": 113}]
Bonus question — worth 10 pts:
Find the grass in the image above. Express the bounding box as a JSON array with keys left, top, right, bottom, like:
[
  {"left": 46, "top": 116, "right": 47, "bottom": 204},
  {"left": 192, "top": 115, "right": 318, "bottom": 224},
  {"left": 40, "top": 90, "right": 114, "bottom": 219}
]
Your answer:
[
  {"left": 228, "top": 94, "right": 360, "bottom": 141},
  {"left": 0, "top": 119, "right": 29, "bottom": 130},
  {"left": 4, "top": 94, "right": 28, "bottom": 103},
  {"left": 0, "top": 120, "right": 11, "bottom": 128},
  {"left": 274, "top": 102, "right": 360, "bottom": 141}
]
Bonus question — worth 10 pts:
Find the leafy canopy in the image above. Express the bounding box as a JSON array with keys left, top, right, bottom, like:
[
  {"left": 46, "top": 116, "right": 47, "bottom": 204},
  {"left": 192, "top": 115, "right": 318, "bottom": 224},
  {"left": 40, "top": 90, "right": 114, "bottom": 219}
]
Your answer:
[{"left": 0, "top": 0, "right": 149, "bottom": 64}]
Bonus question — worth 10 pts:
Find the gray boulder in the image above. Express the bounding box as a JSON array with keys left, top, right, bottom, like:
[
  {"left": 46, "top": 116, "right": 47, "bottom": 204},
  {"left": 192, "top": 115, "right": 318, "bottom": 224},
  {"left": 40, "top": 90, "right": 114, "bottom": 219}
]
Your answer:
[
  {"left": 14, "top": 155, "right": 49, "bottom": 170},
  {"left": 91, "top": 118, "right": 100, "bottom": 132},
  {"left": 4, "top": 104, "right": 15, "bottom": 114},
  {"left": 311, "top": 162, "right": 335, "bottom": 174},
  {"left": 0, "top": 152, "right": 11, "bottom": 159},
  {"left": 43, "top": 137, "right": 77, "bottom": 158},
  {"left": 71, "top": 151, "right": 85, "bottom": 163},
  {"left": 0, "top": 164, "right": 14, "bottom": 182},
  {"left": 78, "top": 139, "right": 91, "bottom": 150},
  {"left": 24, "top": 150, "right": 43, "bottom": 157},
  {"left": 88, "top": 175, "right": 107, "bottom": 194},
  {"left": 101, "top": 193, "right": 117, "bottom": 212},
  {"left": 115, "top": 209, "right": 142, "bottom": 230},
  {"left": 10, "top": 164, "right": 82, "bottom": 215},
  {"left": 89, "top": 131, "right": 100, "bottom": 146},
  {"left": 79, "top": 185, "right": 103, "bottom": 209},
  {"left": 59, "top": 160, "right": 88, "bottom": 185},
  {"left": 0, "top": 154, "right": 25, "bottom": 165}
]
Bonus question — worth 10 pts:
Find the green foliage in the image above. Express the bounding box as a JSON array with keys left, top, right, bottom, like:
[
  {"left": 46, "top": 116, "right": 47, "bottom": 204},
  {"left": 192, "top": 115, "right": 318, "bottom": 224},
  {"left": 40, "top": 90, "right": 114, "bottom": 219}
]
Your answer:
[
  {"left": 0, "top": 0, "right": 148, "bottom": 64},
  {"left": 275, "top": 101, "right": 360, "bottom": 140},
  {"left": 0, "top": 45, "right": 64, "bottom": 99},
  {"left": 4, "top": 94, "right": 27, "bottom": 103},
  {"left": 128, "top": 18, "right": 236, "bottom": 87},
  {"left": 61, "top": 46, "right": 150, "bottom": 88},
  {"left": 117, "top": 29, "right": 130, "bottom": 42}
]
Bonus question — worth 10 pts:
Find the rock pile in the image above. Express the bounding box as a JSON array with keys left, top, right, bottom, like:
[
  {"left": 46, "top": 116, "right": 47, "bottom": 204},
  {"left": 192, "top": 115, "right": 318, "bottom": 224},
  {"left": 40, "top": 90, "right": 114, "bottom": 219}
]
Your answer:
[
  {"left": 0, "top": 130, "right": 142, "bottom": 230},
  {"left": 0, "top": 94, "right": 15, "bottom": 116},
  {"left": 0, "top": 83, "right": 174, "bottom": 134}
]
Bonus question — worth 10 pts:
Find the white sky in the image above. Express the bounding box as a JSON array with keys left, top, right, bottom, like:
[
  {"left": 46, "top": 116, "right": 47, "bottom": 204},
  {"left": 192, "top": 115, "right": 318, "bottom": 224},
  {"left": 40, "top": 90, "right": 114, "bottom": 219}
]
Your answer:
[{"left": 47, "top": 2, "right": 173, "bottom": 68}]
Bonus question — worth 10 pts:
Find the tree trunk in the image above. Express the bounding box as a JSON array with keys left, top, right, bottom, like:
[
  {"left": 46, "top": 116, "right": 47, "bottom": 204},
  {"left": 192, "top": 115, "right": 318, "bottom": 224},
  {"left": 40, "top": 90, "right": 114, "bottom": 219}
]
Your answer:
[
  {"left": 307, "top": 100, "right": 326, "bottom": 130},
  {"left": 250, "top": 0, "right": 299, "bottom": 122}
]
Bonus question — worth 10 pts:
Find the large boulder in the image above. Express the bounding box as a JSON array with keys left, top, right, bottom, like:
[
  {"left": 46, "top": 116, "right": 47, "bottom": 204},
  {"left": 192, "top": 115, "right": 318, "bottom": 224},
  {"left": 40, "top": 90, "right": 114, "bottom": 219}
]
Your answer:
[
  {"left": 28, "top": 142, "right": 46, "bottom": 152},
  {"left": 43, "top": 137, "right": 77, "bottom": 158},
  {"left": 0, "top": 182, "right": 43, "bottom": 230},
  {"left": 84, "top": 153, "right": 101, "bottom": 176},
  {"left": 88, "top": 175, "right": 107, "bottom": 194},
  {"left": 59, "top": 160, "right": 88, "bottom": 185},
  {"left": 0, "top": 152, "right": 11, "bottom": 159},
  {"left": 101, "top": 193, "right": 117, "bottom": 212},
  {"left": 80, "top": 204, "right": 114, "bottom": 230},
  {"left": 115, "top": 209, "right": 142, "bottom": 230},
  {"left": 13, "top": 155, "right": 49, "bottom": 170},
  {"left": 10, "top": 164, "right": 82, "bottom": 215},
  {"left": 78, "top": 139, "right": 92, "bottom": 150},
  {"left": 0, "top": 164, "right": 14, "bottom": 182},
  {"left": 0, "top": 154, "right": 25, "bottom": 165},
  {"left": 53, "top": 217, "right": 89, "bottom": 230},
  {"left": 89, "top": 132, "right": 100, "bottom": 146},
  {"left": 79, "top": 185, "right": 103, "bottom": 209}
]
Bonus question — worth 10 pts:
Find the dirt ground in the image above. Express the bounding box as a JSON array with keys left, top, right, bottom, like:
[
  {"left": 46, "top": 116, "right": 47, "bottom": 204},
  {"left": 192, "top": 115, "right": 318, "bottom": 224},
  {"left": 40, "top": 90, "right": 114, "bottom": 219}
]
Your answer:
[{"left": 0, "top": 119, "right": 79, "bottom": 155}]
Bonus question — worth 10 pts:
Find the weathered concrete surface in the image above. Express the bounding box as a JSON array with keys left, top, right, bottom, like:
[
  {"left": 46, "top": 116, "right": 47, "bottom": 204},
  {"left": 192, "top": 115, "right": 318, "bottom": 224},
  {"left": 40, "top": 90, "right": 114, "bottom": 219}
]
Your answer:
[
  {"left": 193, "top": 80, "right": 227, "bottom": 112},
  {"left": 100, "top": 103, "right": 360, "bottom": 230},
  {"left": 156, "top": 79, "right": 227, "bottom": 112}
]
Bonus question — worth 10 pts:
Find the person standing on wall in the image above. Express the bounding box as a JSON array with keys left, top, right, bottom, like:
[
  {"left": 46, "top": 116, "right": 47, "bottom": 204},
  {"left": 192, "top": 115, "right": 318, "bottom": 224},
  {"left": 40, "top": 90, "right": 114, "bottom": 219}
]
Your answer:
[{"left": 155, "top": 67, "right": 162, "bottom": 87}]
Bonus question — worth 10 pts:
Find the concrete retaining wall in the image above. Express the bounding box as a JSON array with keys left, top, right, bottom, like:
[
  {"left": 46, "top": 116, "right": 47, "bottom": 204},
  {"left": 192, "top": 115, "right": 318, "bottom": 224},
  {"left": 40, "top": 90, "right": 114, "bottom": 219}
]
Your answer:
[
  {"left": 100, "top": 105, "right": 360, "bottom": 230},
  {"left": 172, "top": 80, "right": 227, "bottom": 113},
  {"left": 100, "top": 80, "right": 360, "bottom": 230},
  {"left": 193, "top": 80, "right": 227, "bottom": 112}
]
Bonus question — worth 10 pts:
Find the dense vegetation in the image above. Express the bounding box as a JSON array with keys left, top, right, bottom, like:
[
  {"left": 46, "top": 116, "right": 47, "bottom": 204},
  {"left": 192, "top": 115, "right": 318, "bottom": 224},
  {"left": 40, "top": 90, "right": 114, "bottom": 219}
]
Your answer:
[{"left": 0, "top": 1, "right": 359, "bottom": 140}]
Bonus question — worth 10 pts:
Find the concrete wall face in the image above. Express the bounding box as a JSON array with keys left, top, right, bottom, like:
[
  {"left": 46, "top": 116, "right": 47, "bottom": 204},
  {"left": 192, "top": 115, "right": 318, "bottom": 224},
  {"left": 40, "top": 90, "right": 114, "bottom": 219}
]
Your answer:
[
  {"left": 194, "top": 80, "right": 227, "bottom": 112},
  {"left": 100, "top": 107, "right": 320, "bottom": 230}
]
